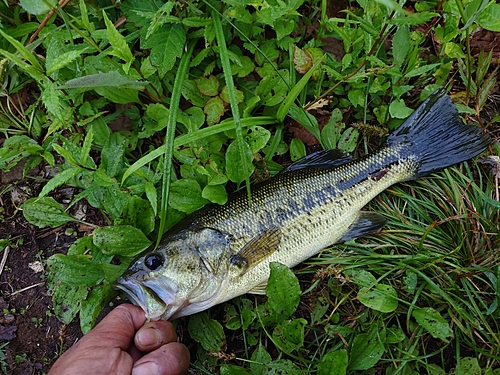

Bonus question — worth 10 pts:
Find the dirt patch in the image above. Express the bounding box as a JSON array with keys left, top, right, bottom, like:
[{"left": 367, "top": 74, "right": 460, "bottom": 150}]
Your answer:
[{"left": 0, "top": 175, "right": 84, "bottom": 374}]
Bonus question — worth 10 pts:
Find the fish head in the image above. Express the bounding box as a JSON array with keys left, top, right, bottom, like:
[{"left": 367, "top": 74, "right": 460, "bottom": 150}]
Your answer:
[{"left": 116, "top": 229, "right": 232, "bottom": 320}]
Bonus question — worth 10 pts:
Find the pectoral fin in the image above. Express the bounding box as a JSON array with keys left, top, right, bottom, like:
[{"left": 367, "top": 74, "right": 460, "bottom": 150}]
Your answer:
[
  {"left": 230, "top": 227, "right": 282, "bottom": 274},
  {"left": 341, "top": 211, "right": 387, "bottom": 242}
]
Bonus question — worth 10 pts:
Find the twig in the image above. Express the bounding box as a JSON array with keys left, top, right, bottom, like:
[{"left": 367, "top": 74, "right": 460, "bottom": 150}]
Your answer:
[
  {"left": 0, "top": 246, "right": 9, "bottom": 277},
  {"left": 26, "top": 0, "right": 71, "bottom": 46},
  {"left": 10, "top": 282, "right": 44, "bottom": 296}
]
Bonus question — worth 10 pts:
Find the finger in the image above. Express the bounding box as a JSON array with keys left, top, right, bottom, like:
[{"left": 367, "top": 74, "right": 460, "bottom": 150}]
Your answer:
[
  {"left": 134, "top": 321, "right": 178, "bottom": 352},
  {"left": 131, "top": 343, "right": 190, "bottom": 375},
  {"left": 81, "top": 304, "right": 147, "bottom": 351}
]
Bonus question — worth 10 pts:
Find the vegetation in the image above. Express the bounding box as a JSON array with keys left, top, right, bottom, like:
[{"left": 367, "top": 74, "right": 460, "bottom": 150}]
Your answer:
[{"left": 1, "top": 0, "right": 499, "bottom": 373}]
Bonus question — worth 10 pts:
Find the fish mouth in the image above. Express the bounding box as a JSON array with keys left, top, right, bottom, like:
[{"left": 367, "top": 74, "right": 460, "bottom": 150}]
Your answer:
[{"left": 116, "top": 274, "right": 180, "bottom": 321}]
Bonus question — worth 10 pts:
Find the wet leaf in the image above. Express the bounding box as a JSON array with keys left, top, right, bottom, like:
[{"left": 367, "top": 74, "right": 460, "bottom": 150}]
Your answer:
[
  {"left": 47, "top": 254, "right": 105, "bottom": 286},
  {"left": 188, "top": 310, "right": 225, "bottom": 352},
  {"left": 348, "top": 326, "right": 385, "bottom": 370},
  {"left": 196, "top": 75, "right": 220, "bottom": 97},
  {"left": 266, "top": 262, "right": 301, "bottom": 320},
  {"left": 318, "top": 349, "right": 348, "bottom": 375},
  {"left": 92, "top": 225, "right": 152, "bottom": 257},
  {"left": 226, "top": 138, "right": 254, "bottom": 183},
  {"left": 23, "top": 197, "right": 78, "bottom": 228},
  {"left": 246, "top": 126, "right": 271, "bottom": 153},
  {"left": 169, "top": 179, "right": 209, "bottom": 214},
  {"left": 412, "top": 307, "right": 453, "bottom": 342},
  {"left": 272, "top": 318, "right": 307, "bottom": 354}
]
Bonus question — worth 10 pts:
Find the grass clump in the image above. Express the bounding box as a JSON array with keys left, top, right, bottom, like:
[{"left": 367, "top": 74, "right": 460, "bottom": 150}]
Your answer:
[{"left": 0, "top": 0, "right": 499, "bottom": 373}]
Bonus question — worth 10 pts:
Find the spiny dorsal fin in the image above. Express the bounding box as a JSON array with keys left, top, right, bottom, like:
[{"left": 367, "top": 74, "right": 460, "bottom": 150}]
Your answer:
[
  {"left": 281, "top": 149, "right": 354, "bottom": 173},
  {"left": 341, "top": 211, "right": 387, "bottom": 242},
  {"left": 230, "top": 227, "right": 282, "bottom": 274}
]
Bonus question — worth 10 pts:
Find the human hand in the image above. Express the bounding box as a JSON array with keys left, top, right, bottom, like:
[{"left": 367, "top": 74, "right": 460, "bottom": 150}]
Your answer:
[{"left": 48, "top": 304, "right": 190, "bottom": 375}]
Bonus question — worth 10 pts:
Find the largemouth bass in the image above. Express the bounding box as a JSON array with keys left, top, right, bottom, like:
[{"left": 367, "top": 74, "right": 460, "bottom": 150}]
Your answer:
[{"left": 117, "top": 89, "right": 490, "bottom": 320}]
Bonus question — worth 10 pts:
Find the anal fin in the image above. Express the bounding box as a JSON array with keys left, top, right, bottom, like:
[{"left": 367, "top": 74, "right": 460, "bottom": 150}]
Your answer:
[
  {"left": 341, "top": 211, "right": 387, "bottom": 242},
  {"left": 248, "top": 280, "right": 268, "bottom": 295}
]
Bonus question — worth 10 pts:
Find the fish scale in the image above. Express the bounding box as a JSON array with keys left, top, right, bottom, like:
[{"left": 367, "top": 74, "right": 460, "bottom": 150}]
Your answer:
[{"left": 117, "top": 89, "right": 491, "bottom": 320}]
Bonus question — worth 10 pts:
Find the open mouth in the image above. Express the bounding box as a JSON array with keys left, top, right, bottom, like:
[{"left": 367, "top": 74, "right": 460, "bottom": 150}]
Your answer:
[{"left": 116, "top": 275, "right": 179, "bottom": 321}]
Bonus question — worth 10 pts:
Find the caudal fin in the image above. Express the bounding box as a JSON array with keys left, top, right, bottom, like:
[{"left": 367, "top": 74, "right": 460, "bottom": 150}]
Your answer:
[{"left": 386, "top": 89, "right": 490, "bottom": 179}]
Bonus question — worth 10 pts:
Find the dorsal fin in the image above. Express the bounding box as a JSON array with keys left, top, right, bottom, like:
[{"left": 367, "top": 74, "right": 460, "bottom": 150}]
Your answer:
[{"left": 281, "top": 149, "right": 354, "bottom": 173}]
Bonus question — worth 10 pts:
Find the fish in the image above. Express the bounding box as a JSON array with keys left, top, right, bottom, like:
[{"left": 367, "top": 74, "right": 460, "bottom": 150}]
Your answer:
[{"left": 116, "top": 89, "right": 491, "bottom": 321}]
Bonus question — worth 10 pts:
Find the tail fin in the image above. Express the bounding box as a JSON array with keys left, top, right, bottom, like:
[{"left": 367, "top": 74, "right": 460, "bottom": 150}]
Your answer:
[{"left": 386, "top": 89, "right": 490, "bottom": 179}]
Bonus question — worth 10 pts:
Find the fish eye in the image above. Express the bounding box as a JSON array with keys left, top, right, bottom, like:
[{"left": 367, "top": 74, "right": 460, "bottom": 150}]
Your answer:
[{"left": 144, "top": 254, "right": 164, "bottom": 271}]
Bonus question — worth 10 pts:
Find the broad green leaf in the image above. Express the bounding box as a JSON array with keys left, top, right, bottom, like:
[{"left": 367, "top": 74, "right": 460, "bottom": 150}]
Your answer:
[
  {"left": 358, "top": 284, "right": 398, "bottom": 313},
  {"left": 57, "top": 71, "right": 148, "bottom": 90},
  {"left": 46, "top": 48, "right": 88, "bottom": 75},
  {"left": 392, "top": 25, "right": 410, "bottom": 66},
  {"left": 195, "top": 75, "right": 220, "bottom": 96},
  {"left": 346, "top": 269, "right": 377, "bottom": 288},
  {"left": 348, "top": 326, "right": 385, "bottom": 370},
  {"left": 39, "top": 167, "right": 83, "bottom": 198},
  {"left": 457, "top": 357, "right": 481, "bottom": 375},
  {"left": 143, "top": 24, "right": 186, "bottom": 78},
  {"left": 250, "top": 343, "right": 272, "bottom": 375},
  {"left": 94, "top": 86, "right": 140, "bottom": 104},
  {"left": 412, "top": 307, "right": 453, "bottom": 342},
  {"left": 80, "top": 282, "right": 114, "bottom": 334},
  {"left": 219, "top": 85, "right": 244, "bottom": 104},
  {"left": 293, "top": 45, "right": 312, "bottom": 74},
  {"left": 477, "top": 3, "right": 500, "bottom": 31},
  {"left": 0, "top": 135, "right": 42, "bottom": 172},
  {"left": 202, "top": 184, "right": 228, "bottom": 205},
  {"left": 204, "top": 96, "right": 226, "bottom": 126},
  {"left": 389, "top": 99, "right": 413, "bottom": 118},
  {"left": 347, "top": 89, "right": 365, "bottom": 108},
  {"left": 80, "top": 126, "right": 94, "bottom": 168},
  {"left": 41, "top": 81, "right": 64, "bottom": 119},
  {"left": 267, "top": 359, "right": 302, "bottom": 375},
  {"left": 226, "top": 138, "right": 254, "bottom": 183},
  {"left": 267, "top": 262, "right": 301, "bottom": 320},
  {"left": 19, "top": 0, "right": 57, "bottom": 14},
  {"left": 220, "top": 366, "right": 251, "bottom": 375},
  {"left": 337, "top": 127, "right": 359, "bottom": 152},
  {"left": 101, "top": 133, "right": 127, "bottom": 177},
  {"left": 290, "top": 138, "right": 306, "bottom": 161},
  {"left": 318, "top": 350, "right": 348, "bottom": 375},
  {"left": 272, "top": 318, "right": 306, "bottom": 354},
  {"left": 256, "top": 69, "right": 289, "bottom": 107},
  {"left": 115, "top": 196, "right": 155, "bottom": 235},
  {"left": 245, "top": 126, "right": 271, "bottom": 153},
  {"left": 93, "top": 225, "right": 152, "bottom": 257},
  {"left": 187, "top": 311, "right": 225, "bottom": 352},
  {"left": 50, "top": 283, "right": 88, "bottom": 324},
  {"left": 102, "top": 11, "right": 134, "bottom": 73},
  {"left": 47, "top": 254, "right": 105, "bottom": 286},
  {"left": 169, "top": 179, "right": 208, "bottom": 214},
  {"left": 23, "top": 197, "right": 78, "bottom": 228},
  {"left": 0, "top": 48, "right": 45, "bottom": 82}
]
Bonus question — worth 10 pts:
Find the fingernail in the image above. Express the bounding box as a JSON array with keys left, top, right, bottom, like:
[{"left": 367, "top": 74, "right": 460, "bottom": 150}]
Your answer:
[
  {"left": 137, "top": 327, "right": 159, "bottom": 346},
  {"left": 132, "top": 362, "right": 159, "bottom": 375}
]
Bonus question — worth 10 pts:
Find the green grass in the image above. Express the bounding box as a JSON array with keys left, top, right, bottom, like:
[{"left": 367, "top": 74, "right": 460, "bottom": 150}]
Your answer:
[{"left": 0, "top": 0, "right": 499, "bottom": 373}]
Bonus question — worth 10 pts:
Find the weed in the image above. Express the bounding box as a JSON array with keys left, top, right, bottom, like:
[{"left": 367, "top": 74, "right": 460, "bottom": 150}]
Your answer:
[{"left": 0, "top": 0, "right": 498, "bottom": 373}]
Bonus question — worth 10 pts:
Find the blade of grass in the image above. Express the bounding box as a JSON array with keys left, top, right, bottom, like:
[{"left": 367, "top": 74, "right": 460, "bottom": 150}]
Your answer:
[
  {"left": 212, "top": 9, "right": 252, "bottom": 198},
  {"left": 156, "top": 38, "right": 197, "bottom": 248},
  {"left": 276, "top": 54, "right": 325, "bottom": 122},
  {"left": 121, "top": 116, "right": 277, "bottom": 184}
]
